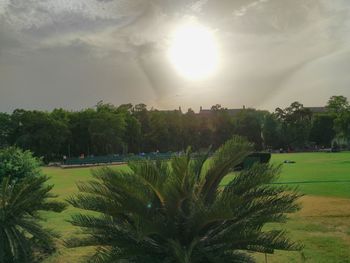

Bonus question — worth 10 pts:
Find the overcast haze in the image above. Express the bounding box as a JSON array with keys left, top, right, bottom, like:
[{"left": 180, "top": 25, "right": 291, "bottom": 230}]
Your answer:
[{"left": 1, "top": 0, "right": 350, "bottom": 112}]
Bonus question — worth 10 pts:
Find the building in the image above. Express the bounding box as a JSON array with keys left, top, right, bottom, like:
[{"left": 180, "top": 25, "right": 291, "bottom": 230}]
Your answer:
[
  {"left": 198, "top": 106, "right": 246, "bottom": 117},
  {"left": 305, "top": 107, "right": 327, "bottom": 114}
]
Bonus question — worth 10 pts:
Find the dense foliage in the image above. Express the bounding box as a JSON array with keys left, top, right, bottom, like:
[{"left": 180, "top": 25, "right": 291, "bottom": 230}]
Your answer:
[
  {"left": 0, "top": 147, "right": 41, "bottom": 182},
  {"left": 0, "top": 96, "right": 349, "bottom": 161},
  {"left": 67, "top": 137, "right": 301, "bottom": 262},
  {"left": 0, "top": 147, "right": 66, "bottom": 262}
]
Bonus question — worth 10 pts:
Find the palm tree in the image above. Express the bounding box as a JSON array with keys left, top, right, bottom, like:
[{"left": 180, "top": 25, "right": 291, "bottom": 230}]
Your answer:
[
  {"left": 0, "top": 175, "right": 66, "bottom": 263},
  {"left": 68, "top": 137, "right": 301, "bottom": 262}
]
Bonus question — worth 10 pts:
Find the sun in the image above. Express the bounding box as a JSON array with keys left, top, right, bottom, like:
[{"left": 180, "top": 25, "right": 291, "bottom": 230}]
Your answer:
[{"left": 168, "top": 21, "right": 219, "bottom": 80}]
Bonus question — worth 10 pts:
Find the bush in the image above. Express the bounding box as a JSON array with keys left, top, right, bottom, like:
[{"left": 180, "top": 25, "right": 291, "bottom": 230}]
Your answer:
[
  {"left": 249, "top": 152, "right": 271, "bottom": 163},
  {"left": 0, "top": 147, "right": 41, "bottom": 182},
  {"left": 234, "top": 152, "right": 271, "bottom": 171}
]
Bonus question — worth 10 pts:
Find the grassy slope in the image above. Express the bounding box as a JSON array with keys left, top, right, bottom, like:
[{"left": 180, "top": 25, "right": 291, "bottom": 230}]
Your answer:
[{"left": 42, "top": 153, "right": 350, "bottom": 262}]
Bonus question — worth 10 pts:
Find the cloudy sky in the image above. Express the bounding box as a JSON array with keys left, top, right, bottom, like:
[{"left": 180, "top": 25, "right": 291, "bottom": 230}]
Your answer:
[{"left": 1, "top": 0, "right": 350, "bottom": 112}]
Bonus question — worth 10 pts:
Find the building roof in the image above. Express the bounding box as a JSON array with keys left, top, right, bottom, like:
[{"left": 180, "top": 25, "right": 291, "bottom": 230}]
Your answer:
[
  {"left": 305, "top": 107, "right": 327, "bottom": 113},
  {"left": 198, "top": 107, "right": 244, "bottom": 116}
]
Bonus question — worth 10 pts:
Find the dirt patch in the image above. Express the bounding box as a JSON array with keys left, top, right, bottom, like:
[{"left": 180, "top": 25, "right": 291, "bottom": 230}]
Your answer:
[
  {"left": 297, "top": 196, "right": 350, "bottom": 218},
  {"left": 293, "top": 196, "right": 350, "bottom": 244}
]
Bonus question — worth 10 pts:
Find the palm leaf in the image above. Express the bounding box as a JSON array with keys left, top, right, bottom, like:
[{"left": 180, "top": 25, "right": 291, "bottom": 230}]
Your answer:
[{"left": 68, "top": 136, "right": 301, "bottom": 262}]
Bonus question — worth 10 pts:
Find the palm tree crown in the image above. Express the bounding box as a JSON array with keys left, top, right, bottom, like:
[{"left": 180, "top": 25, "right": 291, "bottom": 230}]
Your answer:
[
  {"left": 68, "top": 137, "right": 301, "bottom": 262},
  {"left": 0, "top": 148, "right": 66, "bottom": 263}
]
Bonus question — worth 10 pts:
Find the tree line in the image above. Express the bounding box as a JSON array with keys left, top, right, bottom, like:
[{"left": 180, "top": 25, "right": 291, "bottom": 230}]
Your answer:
[{"left": 0, "top": 96, "right": 349, "bottom": 161}]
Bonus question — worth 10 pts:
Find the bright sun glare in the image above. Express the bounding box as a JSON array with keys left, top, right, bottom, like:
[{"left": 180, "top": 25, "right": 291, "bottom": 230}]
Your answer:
[{"left": 168, "top": 21, "right": 219, "bottom": 80}]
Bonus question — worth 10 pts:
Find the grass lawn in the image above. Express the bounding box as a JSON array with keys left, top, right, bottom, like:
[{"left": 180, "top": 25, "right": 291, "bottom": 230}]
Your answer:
[
  {"left": 42, "top": 152, "right": 350, "bottom": 262},
  {"left": 222, "top": 152, "right": 350, "bottom": 198}
]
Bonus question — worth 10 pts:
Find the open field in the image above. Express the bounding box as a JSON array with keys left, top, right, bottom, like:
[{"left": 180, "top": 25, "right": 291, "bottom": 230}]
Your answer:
[{"left": 42, "top": 152, "right": 350, "bottom": 263}]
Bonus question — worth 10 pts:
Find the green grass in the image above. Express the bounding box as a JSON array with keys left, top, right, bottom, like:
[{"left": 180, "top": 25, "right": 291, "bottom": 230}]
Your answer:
[
  {"left": 41, "top": 166, "right": 128, "bottom": 262},
  {"left": 41, "top": 153, "right": 350, "bottom": 262},
  {"left": 222, "top": 152, "right": 350, "bottom": 198}
]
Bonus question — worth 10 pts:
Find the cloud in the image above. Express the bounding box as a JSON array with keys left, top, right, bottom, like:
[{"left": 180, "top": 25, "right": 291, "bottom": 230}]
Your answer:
[
  {"left": 0, "top": 0, "right": 350, "bottom": 112},
  {"left": 261, "top": 48, "right": 350, "bottom": 108},
  {"left": 0, "top": 38, "right": 156, "bottom": 111},
  {"left": 233, "top": 0, "right": 269, "bottom": 17}
]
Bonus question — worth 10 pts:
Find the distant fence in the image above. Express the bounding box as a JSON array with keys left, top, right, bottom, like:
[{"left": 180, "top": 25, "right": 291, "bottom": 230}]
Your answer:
[
  {"left": 62, "top": 152, "right": 271, "bottom": 169},
  {"left": 63, "top": 153, "right": 174, "bottom": 166}
]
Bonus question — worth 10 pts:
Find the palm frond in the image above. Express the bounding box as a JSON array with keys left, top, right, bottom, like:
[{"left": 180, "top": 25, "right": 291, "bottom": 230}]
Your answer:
[
  {"left": 68, "top": 136, "right": 301, "bottom": 262},
  {"left": 200, "top": 137, "right": 253, "bottom": 203},
  {"left": 0, "top": 175, "right": 66, "bottom": 262}
]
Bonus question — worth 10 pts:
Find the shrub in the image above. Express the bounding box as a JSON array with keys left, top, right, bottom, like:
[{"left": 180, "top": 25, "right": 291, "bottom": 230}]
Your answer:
[{"left": 0, "top": 147, "right": 41, "bottom": 182}]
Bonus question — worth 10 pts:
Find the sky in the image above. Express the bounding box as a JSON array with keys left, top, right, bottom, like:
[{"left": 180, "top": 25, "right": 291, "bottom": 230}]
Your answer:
[{"left": 1, "top": 0, "right": 350, "bottom": 112}]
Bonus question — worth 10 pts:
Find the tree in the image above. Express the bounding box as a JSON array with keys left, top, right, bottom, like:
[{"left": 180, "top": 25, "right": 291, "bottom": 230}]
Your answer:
[
  {"left": 0, "top": 148, "right": 66, "bottom": 262},
  {"left": 145, "top": 111, "right": 171, "bottom": 152},
  {"left": 326, "top": 96, "right": 349, "bottom": 114},
  {"left": 275, "top": 102, "right": 312, "bottom": 149},
  {"left": 309, "top": 114, "right": 335, "bottom": 147},
  {"left": 262, "top": 113, "right": 282, "bottom": 149},
  {"left": 9, "top": 110, "right": 70, "bottom": 162},
  {"left": 134, "top": 103, "right": 147, "bottom": 113},
  {"left": 133, "top": 104, "right": 151, "bottom": 152},
  {"left": 234, "top": 109, "right": 264, "bottom": 150},
  {"left": 325, "top": 96, "right": 350, "bottom": 146},
  {"left": 68, "top": 137, "right": 301, "bottom": 262},
  {"left": 211, "top": 110, "right": 235, "bottom": 149},
  {"left": 89, "top": 111, "right": 126, "bottom": 155},
  {"left": 0, "top": 113, "right": 12, "bottom": 149},
  {"left": 197, "top": 118, "right": 213, "bottom": 150},
  {"left": 182, "top": 109, "right": 200, "bottom": 150},
  {"left": 333, "top": 111, "right": 350, "bottom": 145},
  {"left": 123, "top": 116, "right": 141, "bottom": 154},
  {"left": 0, "top": 147, "right": 41, "bottom": 182},
  {"left": 68, "top": 109, "right": 95, "bottom": 157},
  {"left": 164, "top": 110, "right": 184, "bottom": 151}
]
